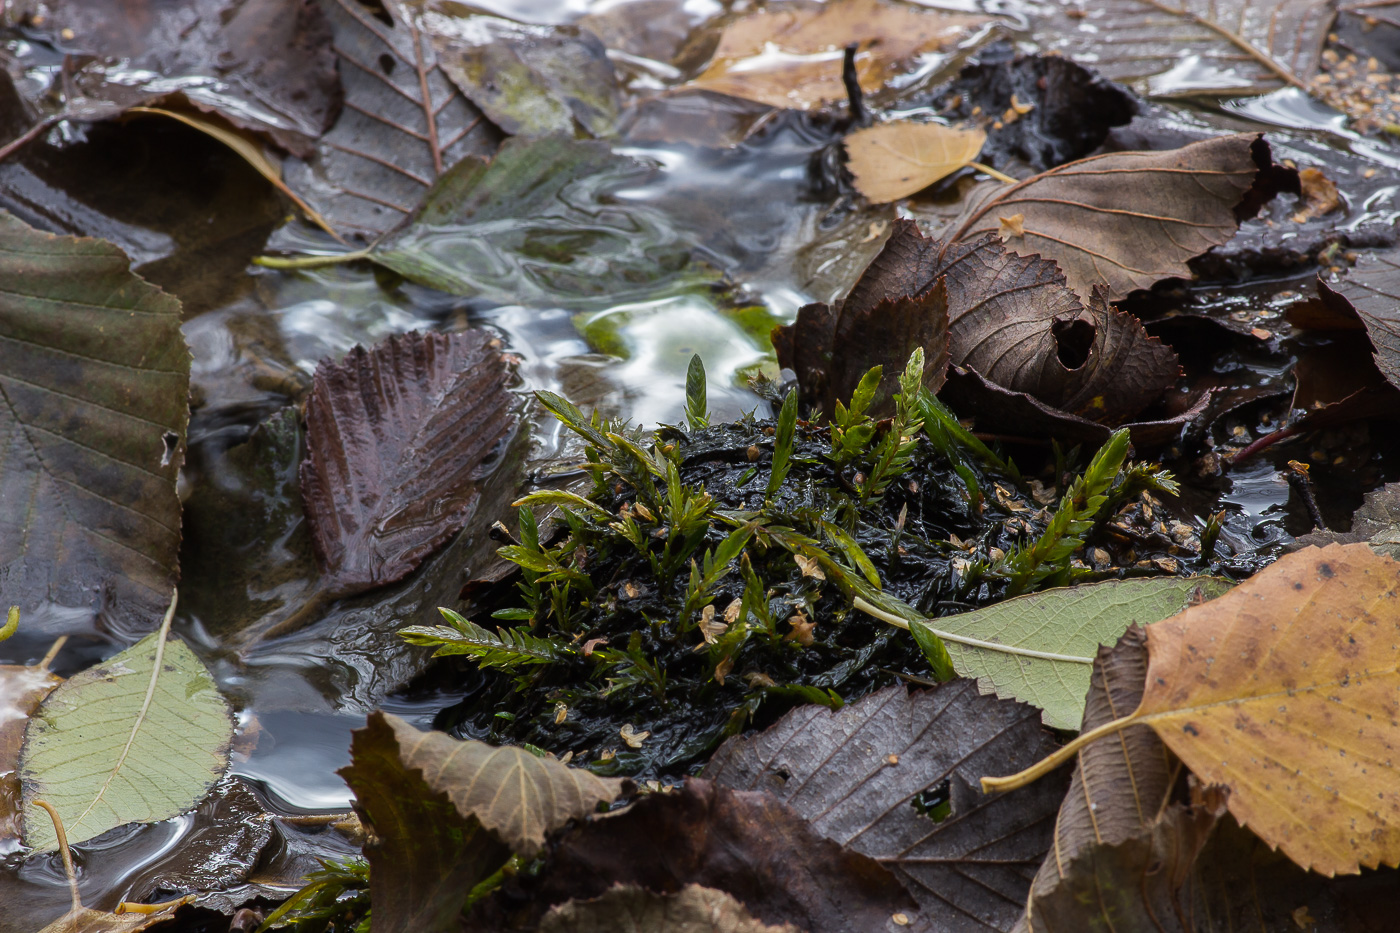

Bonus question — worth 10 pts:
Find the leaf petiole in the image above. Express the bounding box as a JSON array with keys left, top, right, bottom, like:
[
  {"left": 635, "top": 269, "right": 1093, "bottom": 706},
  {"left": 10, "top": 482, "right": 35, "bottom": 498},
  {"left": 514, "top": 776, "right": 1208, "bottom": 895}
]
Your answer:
[{"left": 854, "top": 597, "right": 1095, "bottom": 664}]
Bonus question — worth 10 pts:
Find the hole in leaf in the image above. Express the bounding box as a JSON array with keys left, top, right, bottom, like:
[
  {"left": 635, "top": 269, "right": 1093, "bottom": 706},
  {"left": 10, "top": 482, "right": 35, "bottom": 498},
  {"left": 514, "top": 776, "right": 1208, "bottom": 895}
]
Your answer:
[
  {"left": 378, "top": 53, "right": 396, "bottom": 76},
  {"left": 355, "top": 0, "right": 395, "bottom": 27},
  {"left": 160, "top": 432, "right": 179, "bottom": 467},
  {"left": 911, "top": 779, "right": 952, "bottom": 823},
  {"left": 1052, "top": 318, "right": 1096, "bottom": 369}
]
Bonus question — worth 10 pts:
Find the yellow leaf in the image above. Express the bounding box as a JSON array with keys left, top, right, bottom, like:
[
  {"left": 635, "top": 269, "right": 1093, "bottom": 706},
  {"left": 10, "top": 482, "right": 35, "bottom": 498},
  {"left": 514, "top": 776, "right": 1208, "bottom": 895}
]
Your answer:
[
  {"left": 844, "top": 123, "right": 987, "bottom": 203},
  {"left": 685, "top": 0, "right": 987, "bottom": 111},
  {"left": 983, "top": 543, "right": 1400, "bottom": 876}
]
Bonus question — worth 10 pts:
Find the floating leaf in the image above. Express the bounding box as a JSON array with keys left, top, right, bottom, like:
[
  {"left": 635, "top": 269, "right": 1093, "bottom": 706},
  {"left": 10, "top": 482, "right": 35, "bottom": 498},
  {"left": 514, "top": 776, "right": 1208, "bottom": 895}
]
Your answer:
[
  {"left": 521, "top": 778, "right": 921, "bottom": 933},
  {"left": 1317, "top": 248, "right": 1400, "bottom": 391},
  {"left": 0, "top": 211, "right": 189, "bottom": 641},
  {"left": 945, "top": 133, "right": 1290, "bottom": 302},
  {"left": 1032, "top": 0, "right": 1332, "bottom": 99},
  {"left": 685, "top": 0, "right": 989, "bottom": 111},
  {"left": 539, "top": 884, "right": 800, "bottom": 933},
  {"left": 283, "top": 0, "right": 503, "bottom": 240},
  {"left": 300, "top": 330, "right": 518, "bottom": 600},
  {"left": 364, "top": 713, "right": 626, "bottom": 856},
  {"left": 844, "top": 123, "right": 989, "bottom": 203},
  {"left": 340, "top": 711, "right": 511, "bottom": 933},
  {"left": 704, "top": 683, "right": 1066, "bottom": 931},
  {"left": 876, "top": 577, "right": 1232, "bottom": 730},
  {"left": 984, "top": 543, "right": 1400, "bottom": 877},
  {"left": 20, "top": 606, "right": 234, "bottom": 850}
]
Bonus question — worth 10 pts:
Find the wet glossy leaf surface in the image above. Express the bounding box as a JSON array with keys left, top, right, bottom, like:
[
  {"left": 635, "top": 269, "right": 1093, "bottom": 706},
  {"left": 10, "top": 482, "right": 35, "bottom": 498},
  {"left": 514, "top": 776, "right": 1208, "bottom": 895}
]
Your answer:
[{"left": 538, "top": 884, "right": 800, "bottom": 933}]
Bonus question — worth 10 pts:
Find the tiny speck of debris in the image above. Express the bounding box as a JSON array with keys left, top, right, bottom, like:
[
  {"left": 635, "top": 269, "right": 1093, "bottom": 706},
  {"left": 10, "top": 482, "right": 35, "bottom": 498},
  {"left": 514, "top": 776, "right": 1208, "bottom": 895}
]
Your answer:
[{"left": 892, "top": 914, "right": 911, "bottom": 927}]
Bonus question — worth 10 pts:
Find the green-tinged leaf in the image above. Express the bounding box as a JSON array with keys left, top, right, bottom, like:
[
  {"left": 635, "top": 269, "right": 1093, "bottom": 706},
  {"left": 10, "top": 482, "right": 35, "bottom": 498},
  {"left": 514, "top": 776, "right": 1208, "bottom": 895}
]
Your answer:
[
  {"left": 767, "top": 389, "right": 798, "bottom": 499},
  {"left": 362, "top": 713, "right": 628, "bottom": 856},
  {"left": 0, "top": 211, "right": 189, "bottom": 640},
  {"left": 20, "top": 606, "right": 234, "bottom": 850},
  {"left": 536, "top": 390, "right": 612, "bottom": 450},
  {"left": 0, "top": 607, "right": 16, "bottom": 642},
  {"left": 539, "top": 884, "right": 801, "bottom": 933},
  {"left": 908, "top": 615, "right": 956, "bottom": 683},
  {"left": 515, "top": 490, "right": 614, "bottom": 520},
  {"left": 819, "top": 521, "right": 881, "bottom": 589},
  {"left": 340, "top": 712, "right": 510, "bottom": 933},
  {"left": 848, "top": 367, "right": 882, "bottom": 422},
  {"left": 685, "top": 354, "right": 709, "bottom": 431},
  {"left": 369, "top": 136, "right": 720, "bottom": 308},
  {"left": 401, "top": 608, "right": 574, "bottom": 668},
  {"left": 867, "top": 577, "right": 1233, "bottom": 730}
]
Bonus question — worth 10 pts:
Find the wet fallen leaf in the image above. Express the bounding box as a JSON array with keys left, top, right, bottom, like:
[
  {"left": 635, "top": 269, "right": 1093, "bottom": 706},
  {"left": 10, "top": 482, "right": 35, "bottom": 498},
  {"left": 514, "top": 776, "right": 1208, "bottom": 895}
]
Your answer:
[
  {"left": 1292, "top": 167, "right": 1342, "bottom": 223},
  {"left": 944, "top": 133, "right": 1290, "bottom": 302},
  {"left": 519, "top": 778, "right": 922, "bottom": 933},
  {"left": 1297, "top": 482, "right": 1400, "bottom": 560},
  {"left": 369, "top": 135, "right": 720, "bottom": 308},
  {"left": 1032, "top": 0, "right": 1333, "bottom": 99},
  {"left": 0, "top": 656, "right": 63, "bottom": 843},
  {"left": 408, "top": 7, "right": 621, "bottom": 138},
  {"left": 685, "top": 0, "right": 989, "bottom": 111},
  {"left": 283, "top": 0, "right": 503, "bottom": 240},
  {"left": 985, "top": 543, "right": 1400, "bottom": 877},
  {"left": 704, "top": 683, "right": 1067, "bottom": 931},
  {"left": 881, "top": 577, "right": 1232, "bottom": 730},
  {"left": 3, "top": 0, "right": 339, "bottom": 156},
  {"left": 36, "top": 902, "right": 192, "bottom": 933},
  {"left": 844, "top": 123, "right": 988, "bottom": 203},
  {"left": 21, "top": 601, "right": 234, "bottom": 851},
  {"left": 0, "top": 212, "right": 189, "bottom": 641},
  {"left": 300, "top": 330, "right": 518, "bottom": 601},
  {"left": 340, "top": 711, "right": 511, "bottom": 933},
  {"left": 538, "top": 884, "right": 800, "bottom": 933},
  {"left": 358, "top": 713, "right": 627, "bottom": 856},
  {"left": 1316, "top": 247, "right": 1400, "bottom": 391}
]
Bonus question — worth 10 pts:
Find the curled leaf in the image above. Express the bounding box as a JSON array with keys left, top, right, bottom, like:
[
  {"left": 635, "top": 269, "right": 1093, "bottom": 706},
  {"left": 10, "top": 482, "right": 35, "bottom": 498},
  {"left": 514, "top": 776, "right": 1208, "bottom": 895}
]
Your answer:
[{"left": 845, "top": 123, "right": 988, "bottom": 203}]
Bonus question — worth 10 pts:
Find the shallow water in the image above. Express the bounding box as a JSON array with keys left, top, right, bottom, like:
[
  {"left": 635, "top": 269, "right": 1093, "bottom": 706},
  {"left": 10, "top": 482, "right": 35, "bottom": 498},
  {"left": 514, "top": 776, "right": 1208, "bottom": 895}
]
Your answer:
[{"left": 2, "top": 0, "right": 1399, "bottom": 920}]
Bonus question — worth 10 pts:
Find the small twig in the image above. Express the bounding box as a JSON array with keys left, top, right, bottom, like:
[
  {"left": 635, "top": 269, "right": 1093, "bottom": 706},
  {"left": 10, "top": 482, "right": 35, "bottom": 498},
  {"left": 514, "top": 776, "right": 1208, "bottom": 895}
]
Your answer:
[
  {"left": 39, "top": 635, "right": 68, "bottom": 670},
  {"left": 1227, "top": 424, "right": 1300, "bottom": 465},
  {"left": 1285, "top": 459, "right": 1328, "bottom": 531},
  {"left": 841, "top": 44, "right": 871, "bottom": 129},
  {"left": 0, "top": 116, "right": 60, "bottom": 165},
  {"left": 34, "top": 799, "right": 82, "bottom": 914},
  {"left": 968, "top": 161, "right": 1018, "bottom": 184}
]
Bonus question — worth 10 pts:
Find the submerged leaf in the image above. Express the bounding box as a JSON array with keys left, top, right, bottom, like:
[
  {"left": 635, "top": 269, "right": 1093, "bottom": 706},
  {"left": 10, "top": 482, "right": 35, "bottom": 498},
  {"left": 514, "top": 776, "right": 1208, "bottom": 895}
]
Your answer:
[
  {"left": 340, "top": 712, "right": 511, "bottom": 933},
  {"left": 1296, "top": 481, "right": 1400, "bottom": 560},
  {"left": 0, "top": 212, "right": 189, "bottom": 640},
  {"left": 21, "top": 620, "right": 233, "bottom": 850},
  {"left": 704, "top": 683, "right": 1067, "bottom": 931},
  {"left": 685, "top": 0, "right": 989, "bottom": 111},
  {"left": 366, "top": 714, "right": 626, "bottom": 856},
  {"left": 1317, "top": 248, "right": 1400, "bottom": 391},
  {"left": 913, "top": 577, "right": 1232, "bottom": 730},
  {"left": 539, "top": 884, "right": 801, "bottom": 933},
  {"left": 284, "top": 0, "right": 503, "bottom": 240},
  {"left": 300, "top": 330, "right": 518, "bottom": 599},
  {"left": 845, "top": 123, "right": 989, "bottom": 203}
]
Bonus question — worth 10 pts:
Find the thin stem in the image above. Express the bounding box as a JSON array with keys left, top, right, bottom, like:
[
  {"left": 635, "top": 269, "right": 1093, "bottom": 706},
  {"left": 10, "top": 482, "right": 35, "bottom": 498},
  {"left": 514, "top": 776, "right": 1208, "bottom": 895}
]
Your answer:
[
  {"left": 39, "top": 635, "right": 68, "bottom": 671},
  {"left": 980, "top": 711, "right": 1141, "bottom": 793},
  {"left": 969, "top": 161, "right": 1017, "bottom": 184},
  {"left": 254, "top": 248, "right": 372, "bottom": 270},
  {"left": 0, "top": 116, "right": 59, "bottom": 165},
  {"left": 34, "top": 799, "right": 82, "bottom": 913},
  {"left": 854, "top": 597, "right": 1095, "bottom": 664}
]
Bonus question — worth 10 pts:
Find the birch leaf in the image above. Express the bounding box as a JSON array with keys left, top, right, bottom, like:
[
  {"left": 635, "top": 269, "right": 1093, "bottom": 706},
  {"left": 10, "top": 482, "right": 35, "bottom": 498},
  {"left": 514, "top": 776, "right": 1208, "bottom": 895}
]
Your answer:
[
  {"left": 845, "top": 123, "right": 987, "bottom": 203},
  {"left": 20, "top": 625, "right": 233, "bottom": 850}
]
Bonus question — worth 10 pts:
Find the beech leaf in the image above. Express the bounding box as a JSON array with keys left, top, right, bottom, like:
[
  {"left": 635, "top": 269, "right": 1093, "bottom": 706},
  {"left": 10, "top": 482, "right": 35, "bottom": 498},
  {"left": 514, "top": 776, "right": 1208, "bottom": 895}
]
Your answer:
[
  {"left": 684, "top": 0, "right": 989, "bottom": 111},
  {"left": 0, "top": 211, "right": 189, "bottom": 641},
  {"left": 945, "top": 133, "right": 1288, "bottom": 302},
  {"left": 21, "top": 606, "right": 234, "bottom": 851},
  {"left": 985, "top": 543, "right": 1400, "bottom": 877},
  {"left": 362, "top": 713, "right": 627, "bottom": 857},
  {"left": 539, "top": 884, "right": 801, "bottom": 933},
  {"left": 845, "top": 123, "right": 989, "bottom": 204},
  {"left": 895, "top": 576, "right": 1233, "bottom": 730},
  {"left": 704, "top": 683, "right": 1067, "bottom": 931},
  {"left": 284, "top": 0, "right": 503, "bottom": 240},
  {"left": 300, "top": 330, "right": 518, "bottom": 600}
]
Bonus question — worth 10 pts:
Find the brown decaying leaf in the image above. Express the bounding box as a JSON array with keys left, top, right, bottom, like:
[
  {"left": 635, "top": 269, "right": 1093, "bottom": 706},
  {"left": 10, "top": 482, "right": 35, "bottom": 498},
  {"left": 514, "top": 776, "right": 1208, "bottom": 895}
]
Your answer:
[
  {"left": 367, "top": 712, "right": 627, "bottom": 857},
  {"left": 5, "top": 0, "right": 340, "bottom": 156},
  {"left": 845, "top": 123, "right": 989, "bottom": 204},
  {"left": 0, "top": 213, "right": 189, "bottom": 641},
  {"left": 1297, "top": 482, "right": 1400, "bottom": 560},
  {"left": 1032, "top": 0, "right": 1333, "bottom": 99},
  {"left": 826, "top": 279, "right": 951, "bottom": 415},
  {"left": 1317, "top": 248, "right": 1400, "bottom": 391},
  {"left": 685, "top": 0, "right": 989, "bottom": 111},
  {"left": 36, "top": 902, "right": 193, "bottom": 933},
  {"left": 283, "top": 0, "right": 503, "bottom": 240},
  {"left": 987, "top": 543, "right": 1400, "bottom": 878},
  {"left": 340, "top": 711, "right": 512, "bottom": 933},
  {"left": 540, "top": 885, "right": 800, "bottom": 933},
  {"left": 1138, "top": 543, "right": 1400, "bottom": 877},
  {"left": 945, "top": 133, "right": 1286, "bottom": 302},
  {"left": 704, "top": 683, "right": 1067, "bottom": 932},
  {"left": 300, "top": 330, "right": 518, "bottom": 599},
  {"left": 0, "top": 663, "right": 62, "bottom": 843},
  {"left": 523, "top": 778, "right": 923, "bottom": 933}
]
